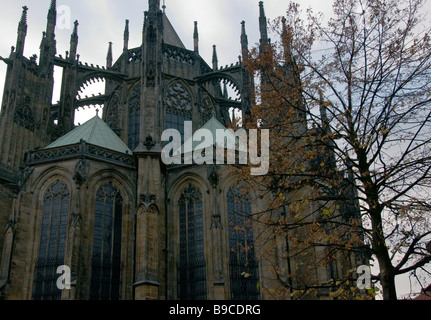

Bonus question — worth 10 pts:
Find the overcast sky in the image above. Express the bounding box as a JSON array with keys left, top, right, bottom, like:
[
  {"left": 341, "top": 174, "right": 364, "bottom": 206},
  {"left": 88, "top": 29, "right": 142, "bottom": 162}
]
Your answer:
[
  {"left": 0, "top": 0, "right": 333, "bottom": 107},
  {"left": 0, "top": 0, "right": 430, "bottom": 299},
  {"left": 0, "top": 0, "right": 332, "bottom": 66}
]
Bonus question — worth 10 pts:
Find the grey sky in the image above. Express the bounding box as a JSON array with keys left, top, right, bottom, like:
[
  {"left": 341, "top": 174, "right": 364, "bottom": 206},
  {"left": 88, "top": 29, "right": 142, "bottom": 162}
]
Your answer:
[
  {"left": 0, "top": 1, "right": 332, "bottom": 62},
  {"left": 0, "top": 0, "right": 332, "bottom": 106}
]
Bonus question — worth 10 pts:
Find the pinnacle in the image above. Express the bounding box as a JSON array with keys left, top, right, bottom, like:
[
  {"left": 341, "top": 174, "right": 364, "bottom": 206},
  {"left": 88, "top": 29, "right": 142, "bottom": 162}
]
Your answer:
[
  {"left": 20, "top": 6, "right": 28, "bottom": 25},
  {"left": 50, "top": 0, "right": 56, "bottom": 11}
]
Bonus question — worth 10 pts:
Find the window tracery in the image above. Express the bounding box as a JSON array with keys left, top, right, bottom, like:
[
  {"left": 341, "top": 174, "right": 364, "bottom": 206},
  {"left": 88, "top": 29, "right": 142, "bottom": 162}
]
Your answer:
[
  {"left": 178, "top": 184, "right": 206, "bottom": 300},
  {"left": 90, "top": 182, "right": 123, "bottom": 300},
  {"left": 14, "top": 97, "right": 35, "bottom": 130},
  {"left": 128, "top": 85, "right": 141, "bottom": 149},
  {"left": 33, "top": 180, "right": 70, "bottom": 300},
  {"left": 227, "top": 186, "right": 259, "bottom": 300},
  {"left": 165, "top": 82, "right": 192, "bottom": 143}
]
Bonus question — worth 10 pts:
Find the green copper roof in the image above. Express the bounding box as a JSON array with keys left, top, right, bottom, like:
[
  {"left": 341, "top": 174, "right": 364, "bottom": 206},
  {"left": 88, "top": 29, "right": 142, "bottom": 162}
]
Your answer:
[
  {"left": 45, "top": 114, "right": 133, "bottom": 155},
  {"left": 180, "top": 112, "right": 247, "bottom": 154}
]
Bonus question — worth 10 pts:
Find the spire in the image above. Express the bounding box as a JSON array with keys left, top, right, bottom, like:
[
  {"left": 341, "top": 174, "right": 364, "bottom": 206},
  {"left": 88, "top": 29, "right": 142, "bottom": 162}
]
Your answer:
[
  {"left": 193, "top": 21, "right": 199, "bottom": 54},
  {"left": 149, "top": 0, "right": 161, "bottom": 11},
  {"left": 282, "top": 17, "right": 293, "bottom": 64},
  {"left": 144, "top": 0, "right": 162, "bottom": 44},
  {"left": 281, "top": 16, "right": 301, "bottom": 90},
  {"left": 148, "top": 0, "right": 161, "bottom": 23},
  {"left": 123, "top": 19, "right": 129, "bottom": 52},
  {"left": 72, "top": 19, "right": 79, "bottom": 37},
  {"left": 106, "top": 42, "right": 113, "bottom": 68},
  {"left": 69, "top": 20, "right": 79, "bottom": 61},
  {"left": 50, "top": 0, "right": 56, "bottom": 11},
  {"left": 346, "top": 156, "right": 355, "bottom": 185},
  {"left": 46, "top": 0, "right": 57, "bottom": 41},
  {"left": 259, "top": 1, "right": 269, "bottom": 52},
  {"left": 319, "top": 91, "right": 330, "bottom": 133},
  {"left": 15, "top": 6, "right": 28, "bottom": 56},
  {"left": 212, "top": 45, "right": 218, "bottom": 70},
  {"left": 18, "top": 5, "right": 28, "bottom": 31},
  {"left": 240, "top": 21, "right": 249, "bottom": 60},
  {"left": 39, "top": 0, "right": 57, "bottom": 73}
]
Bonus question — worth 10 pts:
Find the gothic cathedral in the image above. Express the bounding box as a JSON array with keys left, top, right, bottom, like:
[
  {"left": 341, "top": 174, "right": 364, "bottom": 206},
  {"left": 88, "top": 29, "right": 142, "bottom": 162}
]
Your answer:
[{"left": 0, "top": 1, "right": 361, "bottom": 300}]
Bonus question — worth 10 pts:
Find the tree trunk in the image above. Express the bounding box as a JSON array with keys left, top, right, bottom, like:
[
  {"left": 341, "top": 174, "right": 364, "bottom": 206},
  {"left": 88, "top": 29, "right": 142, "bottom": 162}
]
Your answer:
[
  {"left": 370, "top": 207, "right": 398, "bottom": 300},
  {"left": 355, "top": 146, "right": 398, "bottom": 300},
  {"left": 370, "top": 211, "right": 398, "bottom": 300},
  {"left": 378, "top": 258, "right": 398, "bottom": 300}
]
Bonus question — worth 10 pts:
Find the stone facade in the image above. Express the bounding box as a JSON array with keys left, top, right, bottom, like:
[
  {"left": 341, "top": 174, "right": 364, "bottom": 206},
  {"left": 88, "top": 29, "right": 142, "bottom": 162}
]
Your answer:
[{"left": 0, "top": 0, "right": 362, "bottom": 300}]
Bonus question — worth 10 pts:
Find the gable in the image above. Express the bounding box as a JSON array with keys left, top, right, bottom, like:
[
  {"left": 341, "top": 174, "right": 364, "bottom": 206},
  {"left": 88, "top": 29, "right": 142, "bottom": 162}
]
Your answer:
[{"left": 45, "top": 115, "right": 133, "bottom": 155}]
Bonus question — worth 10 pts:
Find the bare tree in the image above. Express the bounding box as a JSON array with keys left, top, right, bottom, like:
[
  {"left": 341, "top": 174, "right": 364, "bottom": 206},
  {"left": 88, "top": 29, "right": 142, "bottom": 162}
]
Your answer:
[{"left": 240, "top": 0, "right": 431, "bottom": 300}]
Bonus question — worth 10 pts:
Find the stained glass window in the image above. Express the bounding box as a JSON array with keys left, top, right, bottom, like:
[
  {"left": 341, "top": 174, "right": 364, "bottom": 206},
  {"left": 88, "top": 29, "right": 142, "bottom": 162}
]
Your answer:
[
  {"left": 89, "top": 182, "right": 123, "bottom": 300},
  {"left": 178, "top": 184, "right": 206, "bottom": 300},
  {"left": 128, "top": 85, "right": 141, "bottom": 149},
  {"left": 33, "top": 180, "right": 70, "bottom": 300},
  {"left": 227, "top": 186, "right": 259, "bottom": 300}
]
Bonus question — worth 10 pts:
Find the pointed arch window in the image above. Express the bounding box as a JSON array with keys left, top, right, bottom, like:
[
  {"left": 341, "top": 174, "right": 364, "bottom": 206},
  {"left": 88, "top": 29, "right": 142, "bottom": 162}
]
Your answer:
[
  {"left": 178, "top": 184, "right": 206, "bottom": 300},
  {"left": 165, "top": 82, "right": 192, "bottom": 144},
  {"left": 128, "top": 85, "right": 141, "bottom": 149},
  {"left": 33, "top": 180, "right": 70, "bottom": 300},
  {"left": 90, "top": 182, "right": 123, "bottom": 300},
  {"left": 227, "top": 186, "right": 259, "bottom": 300},
  {"left": 0, "top": 226, "right": 13, "bottom": 285}
]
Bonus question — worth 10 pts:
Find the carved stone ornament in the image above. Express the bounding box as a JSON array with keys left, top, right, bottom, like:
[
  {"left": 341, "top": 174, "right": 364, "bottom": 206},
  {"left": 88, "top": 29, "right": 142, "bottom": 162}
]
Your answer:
[
  {"left": 200, "top": 94, "right": 214, "bottom": 123},
  {"left": 208, "top": 167, "right": 220, "bottom": 188},
  {"left": 139, "top": 194, "right": 159, "bottom": 215},
  {"left": 73, "top": 158, "right": 89, "bottom": 186},
  {"left": 146, "top": 64, "right": 156, "bottom": 87},
  {"left": 18, "top": 166, "right": 33, "bottom": 188},
  {"left": 70, "top": 212, "right": 82, "bottom": 228},
  {"left": 144, "top": 135, "right": 156, "bottom": 150},
  {"left": 210, "top": 214, "right": 222, "bottom": 230},
  {"left": 107, "top": 91, "right": 120, "bottom": 130},
  {"left": 14, "top": 96, "right": 35, "bottom": 131}
]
